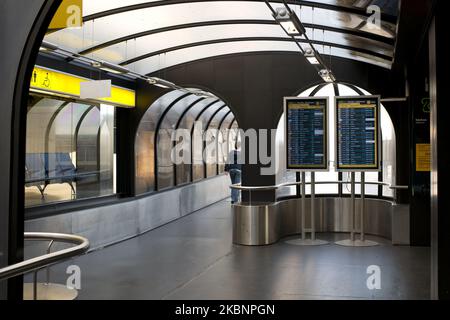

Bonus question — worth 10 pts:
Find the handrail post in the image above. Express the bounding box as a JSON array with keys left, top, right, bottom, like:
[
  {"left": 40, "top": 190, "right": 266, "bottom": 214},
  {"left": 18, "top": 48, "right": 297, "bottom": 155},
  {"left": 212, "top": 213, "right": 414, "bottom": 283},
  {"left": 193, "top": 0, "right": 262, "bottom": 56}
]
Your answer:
[
  {"left": 301, "top": 172, "right": 306, "bottom": 240},
  {"left": 285, "top": 172, "right": 328, "bottom": 246},
  {"left": 351, "top": 172, "right": 356, "bottom": 242},
  {"left": 33, "top": 271, "right": 38, "bottom": 301},
  {"left": 46, "top": 240, "right": 54, "bottom": 285},
  {"left": 311, "top": 172, "right": 316, "bottom": 241},
  {"left": 361, "top": 173, "right": 366, "bottom": 242},
  {"left": 336, "top": 174, "right": 378, "bottom": 247}
]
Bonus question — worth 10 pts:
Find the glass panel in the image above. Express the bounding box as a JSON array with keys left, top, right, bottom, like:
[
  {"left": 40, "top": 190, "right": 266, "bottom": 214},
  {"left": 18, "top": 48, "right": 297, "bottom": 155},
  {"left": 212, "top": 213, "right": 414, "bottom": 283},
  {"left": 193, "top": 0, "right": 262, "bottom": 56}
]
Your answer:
[
  {"left": 381, "top": 106, "right": 396, "bottom": 197},
  {"left": 128, "top": 40, "right": 391, "bottom": 75},
  {"left": 192, "top": 101, "right": 224, "bottom": 181},
  {"left": 205, "top": 107, "right": 230, "bottom": 177},
  {"left": 301, "top": 0, "right": 400, "bottom": 16},
  {"left": 47, "top": 1, "right": 395, "bottom": 53},
  {"left": 275, "top": 113, "right": 297, "bottom": 197},
  {"left": 174, "top": 97, "right": 219, "bottom": 184},
  {"left": 45, "top": 1, "right": 395, "bottom": 71},
  {"left": 89, "top": 24, "right": 392, "bottom": 65},
  {"left": 311, "top": 84, "right": 339, "bottom": 195},
  {"left": 157, "top": 94, "right": 201, "bottom": 189},
  {"left": 218, "top": 112, "right": 235, "bottom": 173},
  {"left": 135, "top": 90, "right": 186, "bottom": 194},
  {"left": 25, "top": 97, "right": 115, "bottom": 207},
  {"left": 83, "top": 0, "right": 399, "bottom": 20}
]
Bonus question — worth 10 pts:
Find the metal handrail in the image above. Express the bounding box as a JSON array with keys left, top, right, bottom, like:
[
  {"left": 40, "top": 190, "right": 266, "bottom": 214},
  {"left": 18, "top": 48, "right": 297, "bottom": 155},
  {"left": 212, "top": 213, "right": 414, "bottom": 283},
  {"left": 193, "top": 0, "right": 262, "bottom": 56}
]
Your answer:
[
  {"left": 230, "top": 181, "right": 408, "bottom": 191},
  {"left": 0, "top": 233, "right": 90, "bottom": 282}
]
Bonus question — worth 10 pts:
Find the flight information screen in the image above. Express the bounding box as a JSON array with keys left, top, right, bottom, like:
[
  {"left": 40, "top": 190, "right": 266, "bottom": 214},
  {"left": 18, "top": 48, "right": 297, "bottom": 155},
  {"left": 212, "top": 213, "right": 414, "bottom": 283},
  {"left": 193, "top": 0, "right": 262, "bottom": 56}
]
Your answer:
[
  {"left": 336, "top": 96, "right": 380, "bottom": 171},
  {"left": 285, "top": 97, "right": 328, "bottom": 171}
]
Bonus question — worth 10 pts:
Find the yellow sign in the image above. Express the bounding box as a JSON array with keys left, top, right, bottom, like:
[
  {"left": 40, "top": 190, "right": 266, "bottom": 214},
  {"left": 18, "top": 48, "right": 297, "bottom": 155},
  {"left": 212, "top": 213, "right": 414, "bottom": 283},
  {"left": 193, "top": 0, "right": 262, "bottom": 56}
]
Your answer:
[
  {"left": 416, "top": 144, "right": 431, "bottom": 172},
  {"left": 30, "top": 66, "right": 135, "bottom": 108},
  {"left": 49, "top": 0, "right": 83, "bottom": 29}
]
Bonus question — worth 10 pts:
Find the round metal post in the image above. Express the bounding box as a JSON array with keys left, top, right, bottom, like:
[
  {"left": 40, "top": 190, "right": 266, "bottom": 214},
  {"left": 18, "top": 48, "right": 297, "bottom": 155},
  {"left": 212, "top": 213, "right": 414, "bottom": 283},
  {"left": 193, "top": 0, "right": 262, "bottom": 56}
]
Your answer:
[
  {"left": 336, "top": 172, "right": 378, "bottom": 247},
  {"left": 286, "top": 172, "right": 328, "bottom": 246},
  {"left": 311, "top": 172, "right": 316, "bottom": 241},
  {"left": 351, "top": 172, "right": 356, "bottom": 241},
  {"left": 33, "top": 271, "right": 38, "bottom": 300},
  {"left": 301, "top": 172, "right": 306, "bottom": 240},
  {"left": 361, "top": 173, "right": 365, "bottom": 242},
  {"left": 46, "top": 240, "right": 54, "bottom": 285}
]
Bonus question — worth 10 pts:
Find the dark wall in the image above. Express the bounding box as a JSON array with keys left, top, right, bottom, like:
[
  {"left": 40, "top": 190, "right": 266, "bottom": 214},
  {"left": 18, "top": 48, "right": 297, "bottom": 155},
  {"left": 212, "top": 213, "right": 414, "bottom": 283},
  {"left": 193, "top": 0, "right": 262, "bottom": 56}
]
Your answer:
[
  {"left": 0, "top": 0, "right": 61, "bottom": 300},
  {"left": 430, "top": 0, "right": 450, "bottom": 300},
  {"left": 408, "top": 42, "right": 431, "bottom": 247},
  {"left": 157, "top": 52, "right": 406, "bottom": 201}
]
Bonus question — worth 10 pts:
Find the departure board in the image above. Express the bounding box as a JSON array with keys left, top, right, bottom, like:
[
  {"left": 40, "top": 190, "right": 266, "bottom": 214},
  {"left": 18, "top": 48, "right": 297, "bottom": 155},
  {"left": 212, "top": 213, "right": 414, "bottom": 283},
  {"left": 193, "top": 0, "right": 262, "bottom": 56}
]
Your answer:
[
  {"left": 285, "top": 97, "right": 328, "bottom": 171},
  {"left": 336, "top": 96, "right": 380, "bottom": 171}
]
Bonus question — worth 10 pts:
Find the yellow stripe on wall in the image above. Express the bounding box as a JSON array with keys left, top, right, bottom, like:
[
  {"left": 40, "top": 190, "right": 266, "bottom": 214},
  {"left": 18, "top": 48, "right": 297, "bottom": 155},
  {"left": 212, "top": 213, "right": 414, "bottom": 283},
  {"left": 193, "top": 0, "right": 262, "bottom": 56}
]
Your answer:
[{"left": 30, "top": 66, "right": 135, "bottom": 108}]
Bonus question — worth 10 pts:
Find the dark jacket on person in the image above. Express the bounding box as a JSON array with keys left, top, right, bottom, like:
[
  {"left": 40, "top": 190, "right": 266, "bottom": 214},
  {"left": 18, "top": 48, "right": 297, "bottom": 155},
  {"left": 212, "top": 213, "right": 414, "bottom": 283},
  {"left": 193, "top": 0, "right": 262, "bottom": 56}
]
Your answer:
[{"left": 225, "top": 150, "right": 242, "bottom": 172}]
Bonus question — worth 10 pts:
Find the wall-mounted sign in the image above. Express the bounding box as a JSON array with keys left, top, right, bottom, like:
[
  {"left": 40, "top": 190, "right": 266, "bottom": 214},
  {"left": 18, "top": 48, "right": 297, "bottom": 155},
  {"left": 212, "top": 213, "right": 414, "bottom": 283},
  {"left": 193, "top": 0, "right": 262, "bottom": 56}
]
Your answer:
[
  {"left": 80, "top": 80, "right": 112, "bottom": 100},
  {"left": 49, "top": 0, "right": 83, "bottom": 29},
  {"left": 30, "top": 66, "right": 135, "bottom": 108},
  {"left": 416, "top": 144, "right": 431, "bottom": 172},
  {"left": 285, "top": 97, "right": 329, "bottom": 171},
  {"left": 336, "top": 96, "right": 380, "bottom": 172}
]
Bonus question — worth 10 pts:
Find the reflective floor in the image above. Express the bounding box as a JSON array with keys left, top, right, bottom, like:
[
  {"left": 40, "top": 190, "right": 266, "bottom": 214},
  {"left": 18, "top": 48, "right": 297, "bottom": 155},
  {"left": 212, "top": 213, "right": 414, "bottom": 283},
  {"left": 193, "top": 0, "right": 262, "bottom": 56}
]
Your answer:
[{"left": 30, "top": 200, "right": 430, "bottom": 300}]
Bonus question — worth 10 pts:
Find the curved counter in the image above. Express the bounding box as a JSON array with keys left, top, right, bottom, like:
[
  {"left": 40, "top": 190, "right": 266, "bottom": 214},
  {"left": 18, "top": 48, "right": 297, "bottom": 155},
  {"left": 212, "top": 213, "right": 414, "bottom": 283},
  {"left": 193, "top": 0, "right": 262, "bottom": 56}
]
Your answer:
[{"left": 233, "top": 198, "right": 405, "bottom": 246}]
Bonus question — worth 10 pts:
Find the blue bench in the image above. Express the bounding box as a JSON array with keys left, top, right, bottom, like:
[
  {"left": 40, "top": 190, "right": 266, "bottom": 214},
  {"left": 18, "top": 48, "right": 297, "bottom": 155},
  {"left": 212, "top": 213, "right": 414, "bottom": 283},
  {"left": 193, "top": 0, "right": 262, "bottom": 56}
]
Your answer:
[{"left": 25, "top": 153, "right": 77, "bottom": 198}]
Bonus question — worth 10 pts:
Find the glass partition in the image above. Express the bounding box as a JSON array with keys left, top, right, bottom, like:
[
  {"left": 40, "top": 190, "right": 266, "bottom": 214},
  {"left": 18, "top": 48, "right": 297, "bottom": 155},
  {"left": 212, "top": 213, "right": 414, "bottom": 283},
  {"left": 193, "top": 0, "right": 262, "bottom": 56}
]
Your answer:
[
  {"left": 157, "top": 94, "right": 200, "bottom": 190},
  {"left": 135, "top": 90, "right": 186, "bottom": 194},
  {"left": 175, "top": 98, "right": 218, "bottom": 185},
  {"left": 25, "top": 95, "right": 116, "bottom": 207},
  {"left": 205, "top": 107, "right": 230, "bottom": 178}
]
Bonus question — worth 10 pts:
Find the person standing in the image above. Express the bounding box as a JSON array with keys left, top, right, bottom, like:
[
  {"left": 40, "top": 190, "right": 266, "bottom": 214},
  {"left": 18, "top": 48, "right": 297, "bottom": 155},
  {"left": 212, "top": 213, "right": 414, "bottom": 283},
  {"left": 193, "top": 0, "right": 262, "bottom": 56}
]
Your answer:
[{"left": 225, "top": 144, "right": 242, "bottom": 204}]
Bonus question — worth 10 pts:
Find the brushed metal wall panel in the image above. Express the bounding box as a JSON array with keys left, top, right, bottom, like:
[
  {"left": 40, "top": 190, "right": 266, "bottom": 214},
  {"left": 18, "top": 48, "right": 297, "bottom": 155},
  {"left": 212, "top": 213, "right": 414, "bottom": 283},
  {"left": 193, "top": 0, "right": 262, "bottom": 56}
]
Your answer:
[
  {"left": 25, "top": 175, "right": 230, "bottom": 254},
  {"left": 234, "top": 198, "right": 399, "bottom": 246}
]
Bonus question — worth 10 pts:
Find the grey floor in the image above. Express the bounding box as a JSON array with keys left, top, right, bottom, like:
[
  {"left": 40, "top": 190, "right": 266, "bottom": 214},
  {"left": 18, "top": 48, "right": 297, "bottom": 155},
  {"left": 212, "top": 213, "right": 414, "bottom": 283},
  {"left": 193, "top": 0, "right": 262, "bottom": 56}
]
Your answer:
[{"left": 36, "top": 199, "right": 430, "bottom": 300}]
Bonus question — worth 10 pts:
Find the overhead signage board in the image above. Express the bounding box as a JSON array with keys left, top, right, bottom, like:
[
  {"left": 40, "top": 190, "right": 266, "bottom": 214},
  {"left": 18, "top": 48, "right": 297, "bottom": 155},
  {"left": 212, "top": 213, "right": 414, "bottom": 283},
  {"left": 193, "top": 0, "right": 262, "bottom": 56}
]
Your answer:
[
  {"left": 30, "top": 66, "right": 135, "bottom": 108},
  {"left": 285, "top": 97, "right": 329, "bottom": 171},
  {"left": 336, "top": 96, "right": 381, "bottom": 172}
]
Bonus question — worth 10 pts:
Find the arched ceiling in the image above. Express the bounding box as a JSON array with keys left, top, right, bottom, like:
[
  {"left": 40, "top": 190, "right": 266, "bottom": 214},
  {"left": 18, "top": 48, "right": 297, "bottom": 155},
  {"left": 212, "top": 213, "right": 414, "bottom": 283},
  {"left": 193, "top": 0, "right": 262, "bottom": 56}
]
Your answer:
[{"left": 44, "top": 0, "right": 400, "bottom": 73}]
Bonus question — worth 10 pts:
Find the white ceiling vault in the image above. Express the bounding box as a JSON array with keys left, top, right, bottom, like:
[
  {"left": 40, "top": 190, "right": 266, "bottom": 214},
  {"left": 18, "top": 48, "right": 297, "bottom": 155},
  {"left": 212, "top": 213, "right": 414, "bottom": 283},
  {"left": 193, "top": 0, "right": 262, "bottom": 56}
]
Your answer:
[{"left": 44, "top": 0, "right": 400, "bottom": 74}]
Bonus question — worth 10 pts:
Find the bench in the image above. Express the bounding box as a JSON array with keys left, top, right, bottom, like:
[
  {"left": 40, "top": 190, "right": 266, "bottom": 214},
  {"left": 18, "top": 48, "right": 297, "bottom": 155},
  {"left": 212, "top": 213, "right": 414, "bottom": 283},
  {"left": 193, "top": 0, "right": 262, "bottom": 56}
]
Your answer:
[{"left": 25, "top": 153, "right": 78, "bottom": 199}]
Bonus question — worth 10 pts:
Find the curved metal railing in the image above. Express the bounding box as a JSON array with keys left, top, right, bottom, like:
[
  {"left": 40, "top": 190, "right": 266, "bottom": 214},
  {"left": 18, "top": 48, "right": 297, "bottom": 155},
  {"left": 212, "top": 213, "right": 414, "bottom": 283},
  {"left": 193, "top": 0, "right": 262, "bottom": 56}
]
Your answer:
[
  {"left": 0, "top": 233, "right": 90, "bottom": 282},
  {"left": 230, "top": 180, "right": 408, "bottom": 191}
]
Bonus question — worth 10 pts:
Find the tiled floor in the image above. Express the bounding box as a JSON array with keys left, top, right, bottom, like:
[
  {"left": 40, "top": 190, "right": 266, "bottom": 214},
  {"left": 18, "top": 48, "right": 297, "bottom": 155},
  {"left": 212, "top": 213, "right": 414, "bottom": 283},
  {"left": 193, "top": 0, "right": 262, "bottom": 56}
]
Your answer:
[{"left": 32, "top": 199, "right": 430, "bottom": 300}]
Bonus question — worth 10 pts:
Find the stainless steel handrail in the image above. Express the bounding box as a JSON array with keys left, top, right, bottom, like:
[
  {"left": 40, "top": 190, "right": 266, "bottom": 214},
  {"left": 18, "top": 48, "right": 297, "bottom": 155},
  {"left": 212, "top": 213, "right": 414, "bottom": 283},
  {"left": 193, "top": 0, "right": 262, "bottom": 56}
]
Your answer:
[
  {"left": 230, "top": 181, "right": 408, "bottom": 191},
  {"left": 0, "top": 233, "right": 90, "bottom": 282}
]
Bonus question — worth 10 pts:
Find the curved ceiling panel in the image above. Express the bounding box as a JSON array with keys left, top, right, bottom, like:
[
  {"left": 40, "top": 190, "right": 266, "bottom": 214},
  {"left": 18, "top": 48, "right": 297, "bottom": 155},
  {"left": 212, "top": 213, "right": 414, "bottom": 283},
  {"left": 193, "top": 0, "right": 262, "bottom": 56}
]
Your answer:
[
  {"left": 126, "top": 40, "right": 391, "bottom": 75},
  {"left": 84, "top": 24, "right": 392, "bottom": 65},
  {"left": 44, "top": 0, "right": 398, "bottom": 70}
]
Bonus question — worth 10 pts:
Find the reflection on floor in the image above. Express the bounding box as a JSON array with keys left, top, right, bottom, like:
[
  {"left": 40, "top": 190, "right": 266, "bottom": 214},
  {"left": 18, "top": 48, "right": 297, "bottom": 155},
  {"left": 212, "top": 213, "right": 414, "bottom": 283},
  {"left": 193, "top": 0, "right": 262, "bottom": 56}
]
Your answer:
[{"left": 33, "top": 200, "right": 430, "bottom": 300}]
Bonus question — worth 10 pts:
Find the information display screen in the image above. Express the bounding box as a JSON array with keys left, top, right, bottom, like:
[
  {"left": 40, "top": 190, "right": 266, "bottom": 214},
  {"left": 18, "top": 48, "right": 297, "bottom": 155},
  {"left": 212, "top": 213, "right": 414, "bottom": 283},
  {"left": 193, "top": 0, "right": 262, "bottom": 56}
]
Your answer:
[
  {"left": 285, "top": 97, "right": 328, "bottom": 171},
  {"left": 336, "top": 96, "right": 380, "bottom": 171}
]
